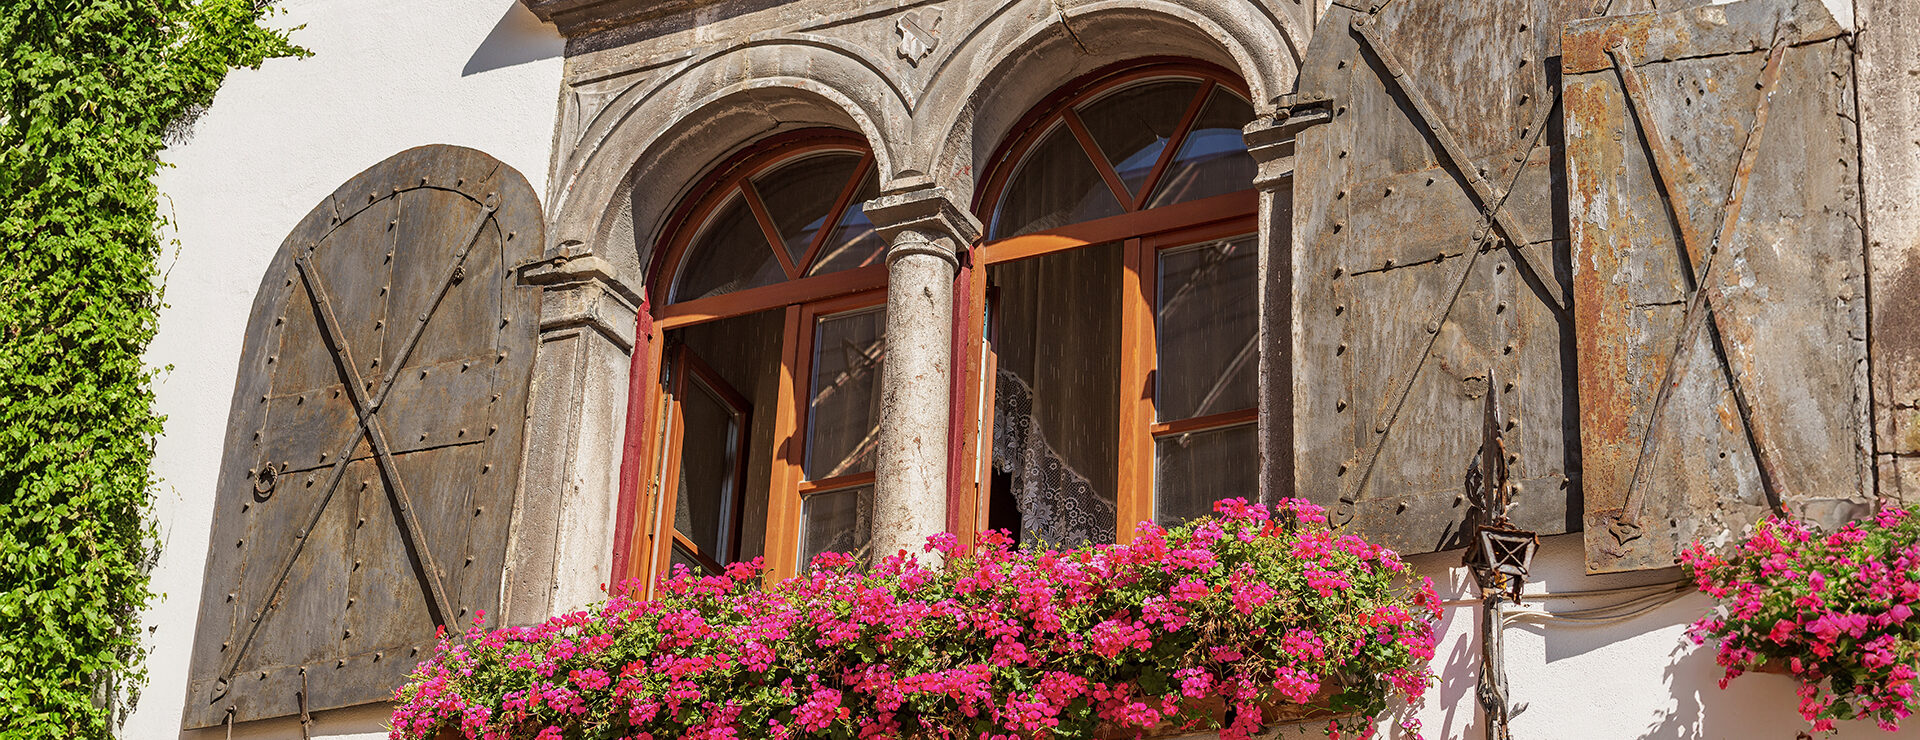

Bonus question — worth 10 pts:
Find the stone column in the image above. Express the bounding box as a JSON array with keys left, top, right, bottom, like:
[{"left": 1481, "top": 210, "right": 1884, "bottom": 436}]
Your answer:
[
  {"left": 499, "top": 245, "right": 641, "bottom": 623},
  {"left": 1245, "top": 105, "right": 1330, "bottom": 506},
  {"left": 862, "top": 182, "right": 982, "bottom": 564}
]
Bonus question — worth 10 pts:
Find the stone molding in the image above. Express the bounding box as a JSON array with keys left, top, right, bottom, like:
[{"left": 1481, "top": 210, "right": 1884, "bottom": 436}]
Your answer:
[{"left": 863, "top": 183, "right": 983, "bottom": 269}]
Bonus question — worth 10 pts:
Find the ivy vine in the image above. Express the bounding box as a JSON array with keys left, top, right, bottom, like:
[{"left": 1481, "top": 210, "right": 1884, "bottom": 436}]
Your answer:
[{"left": 0, "top": 2, "right": 302, "bottom": 736}]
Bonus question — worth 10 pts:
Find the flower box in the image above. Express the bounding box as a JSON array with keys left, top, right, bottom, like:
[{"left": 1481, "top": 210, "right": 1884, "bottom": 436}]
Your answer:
[
  {"left": 1683, "top": 504, "right": 1920, "bottom": 734},
  {"left": 393, "top": 499, "right": 1440, "bottom": 740}
]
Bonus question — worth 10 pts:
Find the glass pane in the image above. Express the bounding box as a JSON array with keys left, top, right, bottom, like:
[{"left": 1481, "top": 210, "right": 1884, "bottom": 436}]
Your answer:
[
  {"left": 1154, "top": 423, "right": 1258, "bottom": 526},
  {"left": 1076, "top": 79, "right": 1203, "bottom": 201},
  {"left": 990, "top": 123, "right": 1126, "bottom": 239},
  {"left": 987, "top": 245, "right": 1122, "bottom": 548},
  {"left": 674, "top": 375, "right": 740, "bottom": 561},
  {"left": 805, "top": 307, "right": 886, "bottom": 480},
  {"left": 672, "top": 193, "right": 785, "bottom": 302},
  {"left": 670, "top": 543, "right": 709, "bottom": 577},
  {"left": 799, "top": 485, "right": 874, "bottom": 569},
  {"left": 807, "top": 171, "right": 886, "bottom": 276},
  {"left": 1145, "top": 89, "right": 1257, "bottom": 209},
  {"left": 753, "top": 152, "right": 864, "bottom": 268},
  {"left": 1155, "top": 235, "right": 1258, "bottom": 421}
]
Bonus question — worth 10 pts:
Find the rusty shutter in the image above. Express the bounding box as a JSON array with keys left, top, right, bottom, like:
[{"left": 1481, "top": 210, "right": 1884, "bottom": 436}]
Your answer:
[
  {"left": 183, "top": 145, "right": 543, "bottom": 728},
  {"left": 1565, "top": 0, "right": 1873, "bottom": 572},
  {"left": 1288, "top": 0, "right": 1589, "bottom": 554}
]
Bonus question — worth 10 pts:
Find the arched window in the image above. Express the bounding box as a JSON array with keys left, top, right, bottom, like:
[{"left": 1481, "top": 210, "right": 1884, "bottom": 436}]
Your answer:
[
  {"left": 959, "top": 60, "right": 1262, "bottom": 549},
  {"left": 626, "top": 130, "right": 886, "bottom": 586}
]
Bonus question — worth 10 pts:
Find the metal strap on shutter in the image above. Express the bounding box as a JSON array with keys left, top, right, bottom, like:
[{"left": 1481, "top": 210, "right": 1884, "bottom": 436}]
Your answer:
[
  {"left": 1565, "top": 0, "right": 1873, "bottom": 573},
  {"left": 183, "top": 145, "right": 544, "bottom": 727}
]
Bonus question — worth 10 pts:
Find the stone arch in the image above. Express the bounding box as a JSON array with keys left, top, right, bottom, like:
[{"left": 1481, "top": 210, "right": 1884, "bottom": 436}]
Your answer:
[
  {"left": 543, "top": 42, "right": 910, "bottom": 295},
  {"left": 911, "top": 0, "right": 1307, "bottom": 209}
]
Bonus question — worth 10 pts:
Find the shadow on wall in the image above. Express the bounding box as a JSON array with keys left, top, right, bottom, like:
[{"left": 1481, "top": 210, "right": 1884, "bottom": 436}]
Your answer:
[
  {"left": 1434, "top": 601, "right": 1485, "bottom": 740},
  {"left": 465, "top": 1, "right": 563, "bottom": 76}
]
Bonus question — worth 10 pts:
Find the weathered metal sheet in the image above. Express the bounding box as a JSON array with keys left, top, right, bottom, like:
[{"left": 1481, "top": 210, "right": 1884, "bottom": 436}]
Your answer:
[
  {"left": 1565, "top": 0, "right": 1872, "bottom": 573},
  {"left": 184, "top": 145, "right": 544, "bottom": 728},
  {"left": 1289, "top": 0, "right": 1590, "bottom": 555}
]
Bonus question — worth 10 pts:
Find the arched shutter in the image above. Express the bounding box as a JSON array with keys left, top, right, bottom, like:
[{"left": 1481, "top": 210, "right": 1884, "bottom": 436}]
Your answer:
[
  {"left": 183, "top": 145, "right": 543, "bottom": 728},
  {"left": 1564, "top": 0, "right": 1872, "bottom": 572},
  {"left": 1288, "top": 0, "right": 1591, "bottom": 554}
]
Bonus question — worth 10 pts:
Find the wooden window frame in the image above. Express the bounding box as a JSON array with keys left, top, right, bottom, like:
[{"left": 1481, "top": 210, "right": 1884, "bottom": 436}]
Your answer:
[
  {"left": 951, "top": 59, "right": 1260, "bottom": 549},
  {"left": 619, "top": 130, "right": 887, "bottom": 594},
  {"left": 650, "top": 345, "right": 752, "bottom": 576}
]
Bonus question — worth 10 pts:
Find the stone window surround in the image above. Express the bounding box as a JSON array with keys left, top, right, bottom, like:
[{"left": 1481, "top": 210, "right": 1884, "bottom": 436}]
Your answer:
[{"left": 500, "top": 0, "right": 1315, "bottom": 623}]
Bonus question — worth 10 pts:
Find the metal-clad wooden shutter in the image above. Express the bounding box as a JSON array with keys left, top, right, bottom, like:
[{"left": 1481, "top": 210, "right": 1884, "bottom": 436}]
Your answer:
[
  {"left": 1289, "top": 0, "right": 1589, "bottom": 554},
  {"left": 1565, "top": 0, "right": 1873, "bottom": 573},
  {"left": 183, "top": 145, "right": 543, "bottom": 728}
]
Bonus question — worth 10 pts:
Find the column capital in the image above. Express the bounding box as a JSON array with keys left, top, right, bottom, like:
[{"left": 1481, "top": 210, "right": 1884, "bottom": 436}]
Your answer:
[
  {"left": 1243, "top": 98, "right": 1334, "bottom": 190},
  {"left": 863, "top": 183, "right": 983, "bottom": 268}
]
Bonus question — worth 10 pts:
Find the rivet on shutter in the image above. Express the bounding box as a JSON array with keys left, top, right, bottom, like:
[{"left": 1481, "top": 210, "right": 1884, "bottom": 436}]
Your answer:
[
  {"left": 488, "top": 424, "right": 497, "bottom": 434},
  {"left": 481, "top": 464, "right": 492, "bottom": 474},
  {"left": 474, "top": 507, "right": 484, "bottom": 517},
  {"left": 1503, "top": 343, "right": 1515, "bottom": 355},
  {"left": 1333, "top": 304, "right": 1345, "bottom": 316},
  {"left": 1384, "top": 186, "right": 1394, "bottom": 196},
  {"left": 1336, "top": 398, "right": 1348, "bottom": 411},
  {"left": 465, "top": 557, "right": 473, "bottom": 567},
  {"left": 236, "top": 539, "right": 245, "bottom": 548},
  {"left": 343, "top": 630, "right": 352, "bottom": 640},
  {"left": 260, "top": 671, "right": 269, "bottom": 680},
  {"left": 1336, "top": 190, "right": 1346, "bottom": 199},
  {"left": 375, "top": 652, "right": 383, "bottom": 662},
  {"left": 1336, "top": 343, "right": 1347, "bottom": 355},
  {"left": 458, "top": 428, "right": 467, "bottom": 437}
]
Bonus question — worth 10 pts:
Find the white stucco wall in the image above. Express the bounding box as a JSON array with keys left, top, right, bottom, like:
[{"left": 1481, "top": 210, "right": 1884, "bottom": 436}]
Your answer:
[
  {"left": 1399, "top": 537, "right": 1920, "bottom": 740},
  {"left": 129, "top": 1, "right": 1918, "bottom": 739},
  {"left": 137, "top": 2, "right": 563, "bottom": 738}
]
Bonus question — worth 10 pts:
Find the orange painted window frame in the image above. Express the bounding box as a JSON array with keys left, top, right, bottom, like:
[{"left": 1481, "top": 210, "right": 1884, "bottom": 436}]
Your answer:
[
  {"left": 617, "top": 129, "right": 886, "bottom": 595},
  {"left": 949, "top": 59, "right": 1261, "bottom": 550}
]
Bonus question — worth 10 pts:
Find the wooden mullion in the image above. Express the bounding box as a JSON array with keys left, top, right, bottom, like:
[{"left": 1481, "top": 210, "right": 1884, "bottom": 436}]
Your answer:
[
  {"left": 800, "top": 153, "right": 873, "bottom": 274},
  {"left": 973, "top": 191, "right": 1256, "bottom": 266},
  {"left": 656, "top": 265, "right": 887, "bottom": 329},
  {"left": 741, "top": 183, "right": 803, "bottom": 280},
  {"left": 1063, "top": 110, "right": 1137, "bottom": 213},
  {"left": 763, "top": 305, "right": 807, "bottom": 581},
  {"left": 1134, "top": 81, "right": 1214, "bottom": 211},
  {"left": 1116, "top": 237, "right": 1155, "bottom": 542},
  {"left": 1149, "top": 407, "right": 1258, "bottom": 437},
  {"left": 797, "top": 471, "right": 878, "bottom": 496}
]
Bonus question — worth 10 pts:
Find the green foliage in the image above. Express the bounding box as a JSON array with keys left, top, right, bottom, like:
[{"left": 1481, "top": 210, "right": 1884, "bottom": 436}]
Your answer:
[{"left": 0, "top": 1, "right": 302, "bottom": 735}]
